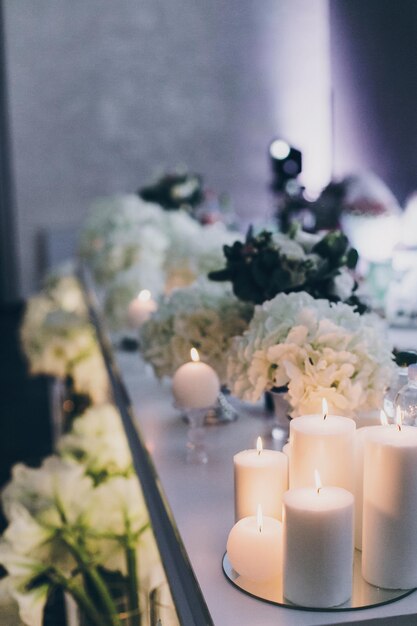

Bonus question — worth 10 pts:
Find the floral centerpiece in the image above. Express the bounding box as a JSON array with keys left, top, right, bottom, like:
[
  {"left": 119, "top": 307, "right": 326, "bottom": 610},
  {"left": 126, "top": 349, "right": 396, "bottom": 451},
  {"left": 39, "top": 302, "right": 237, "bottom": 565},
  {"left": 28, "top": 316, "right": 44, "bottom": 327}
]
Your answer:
[
  {"left": 227, "top": 292, "right": 395, "bottom": 417},
  {"left": 20, "top": 272, "right": 108, "bottom": 406},
  {"left": 79, "top": 193, "right": 241, "bottom": 329},
  {"left": 79, "top": 195, "right": 168, "bottom": 286},
  {"left": 209, "top": 226, "right": 366, "bottom": 312},
  {"left": 140, "top": 280, "right": 253, "bottom": 384},
  {"left": 138, "top": 168, "right": 233, "bottom": 226},
  {"left": 0, "top": 403, "right": 165, "bottom": 626}
]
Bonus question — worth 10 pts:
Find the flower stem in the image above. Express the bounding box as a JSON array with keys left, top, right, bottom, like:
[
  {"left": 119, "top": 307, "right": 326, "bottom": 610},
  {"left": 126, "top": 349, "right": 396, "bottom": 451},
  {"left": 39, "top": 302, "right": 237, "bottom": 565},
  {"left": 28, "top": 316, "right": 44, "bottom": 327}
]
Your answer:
[
  {"left": 126, "top": 544, "right": 141, "bottom": 626},
  {"left": 63, "top": 537, "right": 122, "bottom": 626},
  {"left": 48, "top": 568, "right": 103, "bottom": 626}
]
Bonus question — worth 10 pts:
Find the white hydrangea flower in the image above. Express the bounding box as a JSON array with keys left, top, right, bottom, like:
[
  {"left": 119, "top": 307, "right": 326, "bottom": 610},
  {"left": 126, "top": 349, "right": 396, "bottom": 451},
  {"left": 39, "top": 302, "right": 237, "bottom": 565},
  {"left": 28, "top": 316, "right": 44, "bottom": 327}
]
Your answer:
[
  {"left": 59, "top": 404, "right": 132, "bottom": 479},
  {"left": 80, "top": 195, "right": 168, "bottom": 285},
  {"left": 140, "top": 279, "right": 253, "bottom": 383},
  {"left": 80, "top": 193, "right": 241, "bottom": 326},
  {"left": 227, "top": 292, "right": 395, "bottom": 417}
]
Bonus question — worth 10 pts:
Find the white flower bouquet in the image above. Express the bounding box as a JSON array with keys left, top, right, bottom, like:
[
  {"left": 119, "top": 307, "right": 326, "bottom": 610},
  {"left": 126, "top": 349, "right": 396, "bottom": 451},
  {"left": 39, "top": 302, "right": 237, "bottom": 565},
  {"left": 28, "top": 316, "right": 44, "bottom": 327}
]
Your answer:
[
  {"left": 20, "top": 272, "right": 108, "bottom": 404},
  {"left": 140, "top": 280, "right": 253, "bottom": 384},
  {"left": 227, "top": 292, "right": 395, "bottom": 417},
  {"left": 0, "top": 403, "right": 163, "bottom": 626},
  {"left": 80, "top": 194, "right": 242, "bottom": 329},
  {"left": 79, "top": 194, "right": 168, "bottom": 286}
]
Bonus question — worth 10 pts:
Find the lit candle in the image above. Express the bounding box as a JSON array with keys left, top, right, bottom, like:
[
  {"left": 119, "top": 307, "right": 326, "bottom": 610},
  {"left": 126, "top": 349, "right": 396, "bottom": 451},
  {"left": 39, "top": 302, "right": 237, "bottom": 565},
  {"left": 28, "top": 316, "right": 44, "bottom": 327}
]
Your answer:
[
  {"left": 353, "top": 411, "right": 388, "bottom": 550},
  {"left": 227, "top": 505, "right": 282, "bottom": 581},
  {"left": 283, "top": 471, "right": 354, "bottom": 608},
  {"left": 234, "top": 437, "right": 288, "bottom": 521},
  {"left": 172, "top": 348, "right": 220, "bottom": 410},
  {"left": 127, "top": 289, "right": 157, "bottom": 327},
  {"left": 362, "top": 408, "right": 417, "bottom": 589},
  {"left": 289, "top": 399, "right": 356, "bottom": 492}
]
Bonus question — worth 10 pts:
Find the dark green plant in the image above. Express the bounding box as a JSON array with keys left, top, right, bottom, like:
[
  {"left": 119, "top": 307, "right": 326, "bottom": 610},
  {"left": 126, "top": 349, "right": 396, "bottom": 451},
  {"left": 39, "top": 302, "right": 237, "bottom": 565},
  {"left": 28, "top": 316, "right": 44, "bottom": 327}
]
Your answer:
[
  {"left": 209, "top": 227, "right": 367, "bottom": 312},
  {"left": 138, "top": 171, "right": 204, "bottom": 211}
]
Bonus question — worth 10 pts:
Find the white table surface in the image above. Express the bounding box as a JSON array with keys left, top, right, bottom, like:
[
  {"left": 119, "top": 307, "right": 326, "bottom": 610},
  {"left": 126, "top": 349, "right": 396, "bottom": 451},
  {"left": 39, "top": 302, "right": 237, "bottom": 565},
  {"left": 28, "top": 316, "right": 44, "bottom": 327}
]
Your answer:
[{"left": 116, "top": 327, "right": 417, "bottom": 626}]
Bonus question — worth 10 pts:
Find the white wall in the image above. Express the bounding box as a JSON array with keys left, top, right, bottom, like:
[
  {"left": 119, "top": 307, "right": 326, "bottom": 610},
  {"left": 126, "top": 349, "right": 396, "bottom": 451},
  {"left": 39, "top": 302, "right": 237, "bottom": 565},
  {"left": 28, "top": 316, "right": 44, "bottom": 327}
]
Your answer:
[{"left": 5, "top": 0, "right": 331, "bottom": 295}]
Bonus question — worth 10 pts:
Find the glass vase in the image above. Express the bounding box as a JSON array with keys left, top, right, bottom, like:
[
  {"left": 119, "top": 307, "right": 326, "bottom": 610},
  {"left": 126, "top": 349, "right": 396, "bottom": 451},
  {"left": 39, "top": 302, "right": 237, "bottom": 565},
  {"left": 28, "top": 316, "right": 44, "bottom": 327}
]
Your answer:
[{"left": 264, "top": 389, "right": 291, "bottom": 446}]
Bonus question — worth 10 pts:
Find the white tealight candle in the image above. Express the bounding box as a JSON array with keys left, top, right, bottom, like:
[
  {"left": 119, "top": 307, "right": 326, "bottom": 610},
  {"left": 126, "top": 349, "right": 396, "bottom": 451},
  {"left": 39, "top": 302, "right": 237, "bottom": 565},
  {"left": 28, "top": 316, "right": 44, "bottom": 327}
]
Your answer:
[
  {"left": 362, "top": 410, "right": 417, "bottom": 589},
  {"left": 234, "top": 437, "right": 288, "bottom": 521},
  {"left": 127, "top": 289, "right": 157, "bottom": 328},
  {"left": 227, "top": 505, "right": 282, "bottom": 582},
  {"left": 172, "top": 348, "right": 220, "bottom": 410},
  {"left": 289, "top": 399, "right": 356, "bottom": 492},
  {"left": 283, "top": 472, "right": 354, "bottom": 608}
]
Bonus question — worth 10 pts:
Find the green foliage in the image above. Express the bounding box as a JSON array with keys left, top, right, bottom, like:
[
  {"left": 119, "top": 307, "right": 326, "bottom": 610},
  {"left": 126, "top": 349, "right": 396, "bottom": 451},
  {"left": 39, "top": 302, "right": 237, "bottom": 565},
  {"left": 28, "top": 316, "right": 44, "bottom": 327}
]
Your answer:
[
  {"left": 209, "top": 227, "right": 366, "bottom": 311},
  {"left": 138, "top": 171, "right": 204, "bottom": 211}
]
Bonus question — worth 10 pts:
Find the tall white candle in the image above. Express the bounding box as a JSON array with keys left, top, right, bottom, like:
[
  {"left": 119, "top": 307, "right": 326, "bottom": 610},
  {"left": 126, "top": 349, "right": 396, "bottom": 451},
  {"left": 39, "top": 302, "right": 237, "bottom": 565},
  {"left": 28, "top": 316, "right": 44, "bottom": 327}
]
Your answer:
[
  {"left": 362, "top": 415, "right": 417, "bottom": 589},
  {"left": 289, "top": 401, "right": 356, "bottom": 492},
  {"left": 128, "top": 289, "right": 157, "bottom": 327},
  {"left": 353, "top": 413, "right": 388, "bottom": 550},
  {"left": 234, "top": 437, "right": 288, "bottom": 521},
  {"left": 227, "top": 505, "right": 282, "bottom": 581},
  {"left": 283, "top": 475, "right": 354, "bottom": 608},
  {"left": 172, "top": 348, "right": 220, "bottom": 410},
  {"left": 353, "top": 426, "right": 372, "bottom": 550}
]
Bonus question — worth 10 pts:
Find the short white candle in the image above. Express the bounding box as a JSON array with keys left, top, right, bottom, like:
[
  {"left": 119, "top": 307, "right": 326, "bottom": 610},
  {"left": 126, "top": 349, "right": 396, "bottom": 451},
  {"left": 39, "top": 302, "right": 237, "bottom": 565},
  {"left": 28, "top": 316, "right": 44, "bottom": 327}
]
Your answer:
[
  {"left": 289, "top": 400, "right": 356, "bottom": 492},
  {"left": 362, "top": 410, "right": 417, "bottom": 589},
  {"left": 172, "top": 348, "right": 220, "bottom": 410},
  {"left": 234, "top": 437, "right": 288, "bottom": 521},
  {"left": 283, "top": 473, "right": 354, "bottom": 608},
  {"left": 127, "top": 289, "right": 157, "bottom": 327},
  {"left": 227, "top": 505, "right": 282, "bottom": 581}
]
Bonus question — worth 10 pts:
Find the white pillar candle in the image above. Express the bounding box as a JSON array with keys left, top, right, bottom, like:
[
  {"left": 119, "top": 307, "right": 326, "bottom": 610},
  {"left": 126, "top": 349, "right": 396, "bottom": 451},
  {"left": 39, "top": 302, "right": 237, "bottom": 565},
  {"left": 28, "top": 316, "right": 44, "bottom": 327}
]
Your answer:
[
  {"left": 172, "top": 348, "right": 220, "bottom": 410},
  {"left": 353, "top": 414, "right": 388, "bottom": 551},
  {"left": 282, "top": 442, "right": 291, "bottom": 458},
  {"left": 227, "top": 505, "right": 282, "bottom": 581},
  {"left": 128, "top": 289, "right": 157, "bottom": 327},
  {"left": 234, "top": 437, "right": 288, "bottom": 521},
  {"left": 362, "top": 416, "right": 417, "bottom": 589},
  {"left": 289, "top": 401, "right": 356, "bottom": 492},
  {"left": 353, "top": 426, "right": 373, "bottom": 550},
  {"left": 283, "top": 477, "right": 354, "bottom": 608}
]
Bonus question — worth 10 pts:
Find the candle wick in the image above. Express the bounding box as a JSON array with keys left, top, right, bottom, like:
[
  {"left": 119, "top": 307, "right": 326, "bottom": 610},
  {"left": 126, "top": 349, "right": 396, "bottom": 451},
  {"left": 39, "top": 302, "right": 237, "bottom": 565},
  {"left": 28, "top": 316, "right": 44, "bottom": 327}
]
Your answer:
[
  {"left": 257, "top": 450, "right": 261, "bottom": 456},
  {"left": 323, "top": 412, "right": 327, "bottom": 421},
  {"left": 398, "top": 423, "right": 402, "bottom": 432},
  {"left": 317, "top": 486, "right": 321, "bottom": 495}
]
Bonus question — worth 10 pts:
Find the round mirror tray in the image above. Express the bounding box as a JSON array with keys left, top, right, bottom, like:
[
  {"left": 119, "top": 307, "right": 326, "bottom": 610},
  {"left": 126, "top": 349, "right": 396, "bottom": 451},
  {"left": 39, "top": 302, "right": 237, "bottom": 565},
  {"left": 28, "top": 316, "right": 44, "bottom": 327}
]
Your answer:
[{"left": 222, "top": 551, "right": 415, "bottom": 612}]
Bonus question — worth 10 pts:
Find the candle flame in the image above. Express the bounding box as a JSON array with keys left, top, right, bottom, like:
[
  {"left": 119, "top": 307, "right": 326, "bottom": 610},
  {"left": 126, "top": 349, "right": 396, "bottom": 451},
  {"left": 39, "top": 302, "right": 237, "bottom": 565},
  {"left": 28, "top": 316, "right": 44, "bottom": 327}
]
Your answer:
[
  {"left": 190, "top": 347, "right": 200, "bottom": 362},
  {"left": 138, "top": 289, "right": 151, "bottom": 302},
  {"left": 314, "top": 469, "right": 322, "bottom": 494},
  {"left": 256, "top": 436, "right": 263, "bottom": 456},
  {"left": 257, "top": 504, "right": 263, "bottom": 533},
  {"left": 395, "top": 406, "right": 403, "bottom": 432},
  {"left": 322, "top": 398, "right": 328, "bottom": 420},
  {"left": 380, "top": 409, "right": 389, "bottom": 426}
]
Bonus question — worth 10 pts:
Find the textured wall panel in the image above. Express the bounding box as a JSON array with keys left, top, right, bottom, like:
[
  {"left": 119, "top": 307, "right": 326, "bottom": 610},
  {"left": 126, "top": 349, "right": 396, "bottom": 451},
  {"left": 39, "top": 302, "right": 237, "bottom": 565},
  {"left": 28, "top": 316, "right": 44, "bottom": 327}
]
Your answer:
[{"left": 5, "top": 0, "right": 331, "bottom": 294}]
